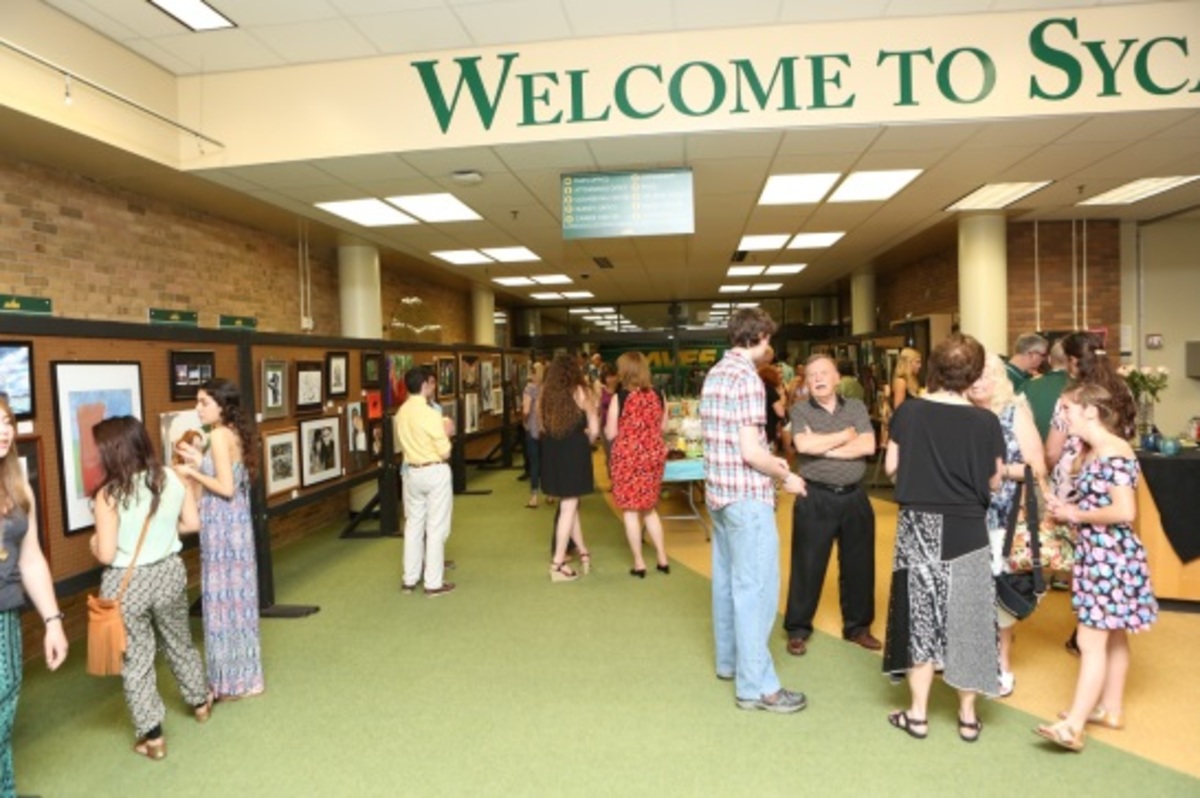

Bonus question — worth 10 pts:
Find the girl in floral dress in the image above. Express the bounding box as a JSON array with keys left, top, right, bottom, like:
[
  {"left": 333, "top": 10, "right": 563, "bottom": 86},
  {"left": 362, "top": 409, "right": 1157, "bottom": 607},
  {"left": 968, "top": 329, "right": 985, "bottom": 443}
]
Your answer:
[{"left": 1037, "top": 380, "right": 1156, "bottom": 752}]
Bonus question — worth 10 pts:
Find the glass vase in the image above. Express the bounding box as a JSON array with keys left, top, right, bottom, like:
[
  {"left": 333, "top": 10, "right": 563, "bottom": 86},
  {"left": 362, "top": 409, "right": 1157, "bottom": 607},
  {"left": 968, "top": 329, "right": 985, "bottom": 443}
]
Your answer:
[{"left": 1136, "top": 394, "right": 1156, "bottom": 436}]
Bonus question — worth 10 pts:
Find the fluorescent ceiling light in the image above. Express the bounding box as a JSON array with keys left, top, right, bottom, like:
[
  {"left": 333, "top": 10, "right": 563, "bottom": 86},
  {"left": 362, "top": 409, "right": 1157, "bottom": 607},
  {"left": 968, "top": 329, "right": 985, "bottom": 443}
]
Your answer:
[
  {"left": 315, "top": 199, "right": 415, "bottom": 227},
  {"left": 765, "top": 264, "right": 807, "bottom": 275},
  {"left": 149, "top": 0, "right": 234, "bottom": 31},
  {"left": 481, "top": 246, "right": 539, "bottom": 262},
  {"left": 1077, "top": 176, "right": 1200, "bottom": 205},
  {"left": 592, "top": 306, "right": 616, "bottom": 313},
  {"left": 946, "top": 181, "right": 1053, "bottom": 211},
  {"left": 569, "top": 308, "right": 593, "bottom": 314},
  {"left": 530, "top": 292, "right": 563, "bottom": 300},
  {"left": 751, "top": 283, "right": 784, "bottom": 292},
  {"left": 583, "top": 315, "right": 604, "bottom": 320},
  {"left": 561, "top": 291, "right": 594, "bottom": 299},
  {"left": 788, "top": 232, "right": 844, "bottom": 249},
  {"left": 736, "top": 302, "right": 760, "bottom": 308},
  {"left": 432, "top": 250, "right": 492, "bottom": 265},
  {"left": 739, "top": 234, "right": 790, "bottom": 251},
  {"left": 386, "top": 193, "right": 480, "bottom": 222},
  {"left": 492, "top": 276, "right": 535, "bottom": 287},
  {"left": 758, "top": 173, "right": 841, "bottom": 205},
  {"left": 829, "top": 169, "right": 922, "bottom": 202},
  {"left": 727, "top": 266, "right": 764, "bottom": 277},
  {"left": 531, "top": 274, "right": 572, "bottom": 285},
  {"left": 719, "top": 285, "right": 751, "bottom": 293}
]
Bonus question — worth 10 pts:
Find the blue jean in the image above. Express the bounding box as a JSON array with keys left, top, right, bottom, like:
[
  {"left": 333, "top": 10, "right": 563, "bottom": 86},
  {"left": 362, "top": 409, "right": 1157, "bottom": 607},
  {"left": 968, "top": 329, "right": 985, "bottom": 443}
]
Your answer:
[
  {"left": 524, "top": 433, "right": 541, "bottom": 493},
  {"left": 711, "top": 499, "right": 782, "bottom": 701}
]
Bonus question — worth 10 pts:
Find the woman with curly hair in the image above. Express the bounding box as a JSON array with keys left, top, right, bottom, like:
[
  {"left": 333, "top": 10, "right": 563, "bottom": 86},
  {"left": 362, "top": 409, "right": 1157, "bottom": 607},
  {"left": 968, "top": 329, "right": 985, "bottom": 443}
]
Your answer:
[
  {"left": 91, "top": 416, "right": 211, "bottom": 760},
  {"left": 174, "top": 378, "right": 264, "bottom": 700},
  {"left": 891, "top": 347, "right": 923, "bottom": 410},
  {"left": 539, "top": 354, "right": 600, "bottom": 581}
]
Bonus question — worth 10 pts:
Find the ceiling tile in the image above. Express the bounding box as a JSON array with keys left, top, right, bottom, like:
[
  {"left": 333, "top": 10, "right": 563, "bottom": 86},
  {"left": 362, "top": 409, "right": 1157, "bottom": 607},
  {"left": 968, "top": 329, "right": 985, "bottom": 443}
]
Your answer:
[
  {"left": 220, "top": 0, "right": 342, "bottom": 26},
  {"left": 44, "top": 0, "right": 140, "bottom": 40},
  {"left": 454, "top": 0, "right": 573, "bottom": 46},
  {"left": 352, "top": 8, "right": 472, "bottom": 53},
  {"left": 149, "top": 29, "right": 287, "bottom": 72},
  {"left": 560, "top": 0, "right": 674, "bottom": 36},
  {"left": 250, "top": 18, "right": 379, "bottom": 63},
  {"left": 311, "top": 154, "right": 422, "bottom": 185}
]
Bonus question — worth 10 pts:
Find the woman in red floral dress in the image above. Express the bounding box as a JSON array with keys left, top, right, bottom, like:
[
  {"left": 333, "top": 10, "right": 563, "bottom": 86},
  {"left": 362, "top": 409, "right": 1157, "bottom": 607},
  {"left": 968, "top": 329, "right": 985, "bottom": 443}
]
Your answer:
[{"left": 606, "top": 352, "right": 670, "bottom": 577}]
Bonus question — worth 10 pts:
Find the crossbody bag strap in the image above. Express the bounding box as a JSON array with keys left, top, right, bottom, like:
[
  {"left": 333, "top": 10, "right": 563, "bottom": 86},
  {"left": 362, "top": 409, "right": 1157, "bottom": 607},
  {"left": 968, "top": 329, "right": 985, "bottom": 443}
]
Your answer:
[
  {"left": 1024, "top": 464, "right": 1046, "bottom": 596},
  {"left": 114, "top": 508, "right": 155, "bottom": 603}
]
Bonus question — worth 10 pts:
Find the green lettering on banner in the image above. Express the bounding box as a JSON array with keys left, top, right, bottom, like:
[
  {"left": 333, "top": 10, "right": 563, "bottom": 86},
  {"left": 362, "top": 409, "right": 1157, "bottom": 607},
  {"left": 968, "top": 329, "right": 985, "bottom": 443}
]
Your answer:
[
  {"left": 614, "top": 64, "right": 664, "bottom": 119},
  {"left": 411, "top": 53, "right": 519, "bottom": 133},
  {"left": 669, "top": 61, "right": 726, "bottom": 117},
  {"left": 519, "top": 71, "right": 563, "bottom": 126},
  {"left": 936, "top": 47, "right": 995, "bottom": 104},
  {"left": 808, "top": 53, "right": 855, "bottom": 109},
  {"left": 877, "top": 48, "right": 934, "bottom": 107},
  {"left": 1082, "top": 37, "right": 1139, "bottom": 97},
  {"left": 730, "top": 57, "right": 802, "bottom": 113},
  {"left": 1133, "top": 37, "right": 1190, "bottom": 95},
  {"left": 566, "top": 69, "right": 612, "bottom": 123},
  {"left": 1029, "top": 17, "right": 1083, "bottom": 100}
]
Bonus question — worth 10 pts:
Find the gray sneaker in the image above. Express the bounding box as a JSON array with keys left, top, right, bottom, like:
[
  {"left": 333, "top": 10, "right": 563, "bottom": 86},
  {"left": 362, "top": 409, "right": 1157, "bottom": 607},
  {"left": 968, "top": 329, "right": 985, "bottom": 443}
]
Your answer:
[{"left": 737, "top": 688, "right": 807, "bottom": 713}]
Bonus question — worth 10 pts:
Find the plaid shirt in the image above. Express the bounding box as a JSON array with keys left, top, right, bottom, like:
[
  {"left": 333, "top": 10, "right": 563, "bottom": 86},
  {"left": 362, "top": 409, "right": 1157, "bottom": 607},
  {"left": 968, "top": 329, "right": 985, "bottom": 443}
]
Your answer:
[{"left": 700, "top": 349, "right": 775, "bottom": 511}]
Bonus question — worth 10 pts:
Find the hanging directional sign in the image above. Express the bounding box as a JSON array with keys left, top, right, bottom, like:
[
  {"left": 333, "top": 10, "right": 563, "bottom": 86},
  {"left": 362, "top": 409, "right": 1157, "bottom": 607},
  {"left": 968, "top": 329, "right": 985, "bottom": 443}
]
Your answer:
[{"left": 562, "top": 169, "right": 694, "bottom": 240}]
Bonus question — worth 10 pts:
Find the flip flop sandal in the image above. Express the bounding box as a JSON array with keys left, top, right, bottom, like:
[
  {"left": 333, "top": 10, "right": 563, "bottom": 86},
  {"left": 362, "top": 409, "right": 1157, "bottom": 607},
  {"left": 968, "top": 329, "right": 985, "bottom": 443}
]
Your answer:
[
  {"left": 888, "top": 710, "right": 928, "bottom": 740},
  {"left": 958, "top": 715, "right": 983, "bottom": 743}
]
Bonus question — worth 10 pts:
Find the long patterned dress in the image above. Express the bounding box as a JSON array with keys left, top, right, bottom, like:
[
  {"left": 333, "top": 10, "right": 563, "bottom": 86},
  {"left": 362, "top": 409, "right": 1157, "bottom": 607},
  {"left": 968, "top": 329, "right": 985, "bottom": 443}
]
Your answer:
[
  {"left": 610, "top": 389, "right": 667, "bottom": 511},
  {"left": 200, "top": 454, "right": 264, "bottom": 697}
]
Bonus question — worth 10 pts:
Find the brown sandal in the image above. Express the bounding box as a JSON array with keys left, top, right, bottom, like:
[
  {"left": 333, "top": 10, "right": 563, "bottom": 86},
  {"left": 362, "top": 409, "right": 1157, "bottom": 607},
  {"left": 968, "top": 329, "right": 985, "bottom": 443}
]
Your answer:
[
  {"left": 133, "top": 736, "right": 167, "bottom": 760},
  {"left": 1035, "top": 719, "right": 1085, "bottom": 751},
  {"left": 549, "top": 562, "right": 578, "bottom": 582}
]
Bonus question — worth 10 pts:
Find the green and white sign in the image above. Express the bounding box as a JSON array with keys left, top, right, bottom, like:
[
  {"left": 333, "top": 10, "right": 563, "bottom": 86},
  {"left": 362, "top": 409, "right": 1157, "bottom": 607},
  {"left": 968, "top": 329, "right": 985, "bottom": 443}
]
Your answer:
[
  {"left": 219, "top": 314, "right": 258, "bottom": 331},
  {"left": 148, "top": 308, "right": 198, "bottom": 327},
  {"left": 0, "top": 295, "right": 51, "bottom": 315},
  {"left": 562, "top": 169, "right": 694, "bottom": 239}
]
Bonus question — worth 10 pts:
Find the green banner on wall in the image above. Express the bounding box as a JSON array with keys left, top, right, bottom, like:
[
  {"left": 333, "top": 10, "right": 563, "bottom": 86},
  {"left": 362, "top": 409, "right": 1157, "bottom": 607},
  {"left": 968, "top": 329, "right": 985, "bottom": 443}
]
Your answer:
[
  {"left": 219, "top": 314, "right": 258, "bottom": 330},
  {"left": 0, "top": 295, "right": 52, "bottom": 315},
  {"left": 148, "top": 308, "right": 198, "bottom": 326}
]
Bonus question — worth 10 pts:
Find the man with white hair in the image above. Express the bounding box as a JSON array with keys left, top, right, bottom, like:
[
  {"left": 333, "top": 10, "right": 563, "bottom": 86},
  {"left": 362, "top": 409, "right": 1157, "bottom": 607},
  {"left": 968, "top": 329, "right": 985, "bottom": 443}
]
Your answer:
[{"left": 1005, "top": 333, "right": 1049, "bottom": 391}]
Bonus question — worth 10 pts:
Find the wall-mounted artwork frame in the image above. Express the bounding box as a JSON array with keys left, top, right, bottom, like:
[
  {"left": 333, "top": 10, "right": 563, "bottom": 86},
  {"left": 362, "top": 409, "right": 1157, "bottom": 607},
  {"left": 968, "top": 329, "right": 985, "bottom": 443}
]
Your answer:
[
  {"left": 261, "top": 359, "right": 289, "bottom": 420},
  {"left": 464, "top": 392, "right": 479, "bottom": 434},
  {"left": 460, "top": 355, "right": 479, "bottom": 392},
  {"left": 300, "top": 416, "right": 341, "bottom": 487},
  {"left": 385, "top": 353, "right": 413, "bottom": 407},
  {"left": 436, "top": 357, "right": 456, "bottom": 399},
  {"left": 439, "top": 400, "right": 457, "bottom": 431},
  {"left": 16, "top": 436, "right": 49, "bottom": 561},
  {"left": 479, "top": 360, "right": 494, "bottom": 413},
  {"left": 345, "top": 401, "right": 369, "bottom": 473},
  {"left": 169, "top": 349, "right": 215, "bottom": 402},
  {"left": 361, "top": 352, "right": 382, "bottom": 388},
  {"left": 368, "top": 419, "right": 384, "bottom": 459},
  {"left": 295, "top": 360, "right": 323, "bottom": 414},
  {"left": 52, "top": 361, "right": 143, "bottom": 534},
  {"left": 0, "top": 340, "right": 35, "bottom": 421},
  {"left": 263, "top": 427, "right": 300, "bottom": 497},
  {"left": 491, "top": 387, "right": 503, "bottom": 415},
  {"left": 326, "top": 351, "right": 349, "bottom": 398}
]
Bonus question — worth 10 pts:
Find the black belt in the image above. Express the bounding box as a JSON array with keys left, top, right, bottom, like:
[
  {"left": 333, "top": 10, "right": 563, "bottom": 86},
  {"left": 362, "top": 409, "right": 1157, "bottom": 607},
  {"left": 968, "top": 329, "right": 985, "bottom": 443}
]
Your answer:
[
  {"left": 805, "top": 480, "right": 859, "bottom": 495},
  {"left": 408, "top": 461, "right": 443, "bottom": 469}
]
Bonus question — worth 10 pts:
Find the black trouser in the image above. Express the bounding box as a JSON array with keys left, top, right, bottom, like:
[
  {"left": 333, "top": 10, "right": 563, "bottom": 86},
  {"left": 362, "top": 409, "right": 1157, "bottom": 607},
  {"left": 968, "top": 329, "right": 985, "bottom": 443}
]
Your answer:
[{"left": 784, "top": 483, "right": 876, "bottom": 640}]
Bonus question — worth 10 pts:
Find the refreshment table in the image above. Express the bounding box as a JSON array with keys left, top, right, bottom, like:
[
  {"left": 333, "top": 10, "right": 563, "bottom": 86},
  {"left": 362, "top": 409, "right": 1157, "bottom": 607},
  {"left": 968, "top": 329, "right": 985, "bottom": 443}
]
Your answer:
[
  {"left": 661, "top": 456, "right": 709, "bottom": 539},
  {"left": 1136, "top": 447, "right": 1200, "bottom": 603}
]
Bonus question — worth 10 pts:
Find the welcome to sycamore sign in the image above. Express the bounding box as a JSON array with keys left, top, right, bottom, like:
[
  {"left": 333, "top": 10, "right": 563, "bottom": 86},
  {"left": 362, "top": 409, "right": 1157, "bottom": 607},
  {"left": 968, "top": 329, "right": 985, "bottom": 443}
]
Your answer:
[{"left": 410, "top": 11, "right": 1200, "bottom": 139}]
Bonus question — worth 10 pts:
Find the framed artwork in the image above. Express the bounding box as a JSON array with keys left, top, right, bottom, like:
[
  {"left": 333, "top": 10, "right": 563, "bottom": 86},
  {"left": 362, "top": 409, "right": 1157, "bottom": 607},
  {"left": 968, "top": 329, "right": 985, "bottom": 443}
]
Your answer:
[
  {"left": 159, "top": 409, "right": 207, "bottom": 465},
  {"left": 300, "top": 416, "right": 341, "bottom": 487},
  {"left": 261, "top": 359, "right": 288, "bottom": 420},
  {"left": 263, "top": 427, "right": 300, "bottom": 496},
  {"left": 16, "top": 436, "right": 49, "bottom": 560},
  {"left": 491, "top": 387, "right": 503, "bottom": 415},
  {"left": 345, "top": 400, "right": 370, "bottom": 473},
  {"left": 368, "top": 419, "right": 385, "bottom": 459},
  {"left": 479, "top": 360, "right": 494, "bottom": 413},
  {"left": 326, "top": 351, "right": 349, "bottom": 398},
  {"left": 0, "top": 341, "right": 35, "bottom": 420},
  {"left": 361, "top": 352, "right": 382, "bottom": 388},
  {"left": 464, "top": 392, "right": 479, "bottom": 434},
  {"left": 439, "top": 399, "right": 457, "bottom": 430},
  {"left": 295, "top": 360, "right": 323, "bottom": 414},
  {"left": 460, "top": 355, "right": 479, "bottom": 391},
  {"left": 365, "top": 390, "right": 383, "bottom": 420},
  {"left": 52, "top": 361, "right": 143, "bottom": 534},
  {"left": 169, "top": 349, "right": 215, "bottom": 402},
  {"left": 385, "top": 353, "right": 413, "bottom": 407},
  {"left": 517, "top": 361, "right": 529, "bottom": 389},
  {"left": 436, "top": 357, "right": 456, "bottom": 399}
]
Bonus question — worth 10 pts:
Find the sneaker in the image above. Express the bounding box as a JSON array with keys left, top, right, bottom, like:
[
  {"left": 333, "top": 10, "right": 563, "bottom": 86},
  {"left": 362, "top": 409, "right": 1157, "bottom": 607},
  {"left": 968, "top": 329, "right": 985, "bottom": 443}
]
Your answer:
[
  {"left": 736, "top": 688, "right": 807, "bottom": 713},
  {"left": 425, "top": 582, "right": 457, "bottom": 598},
  {"left": 999, "top": 671, "right": 1015, "bottom": 698},
  {"left": 401, "top": 582, "right": 419, "bottom": 594}
]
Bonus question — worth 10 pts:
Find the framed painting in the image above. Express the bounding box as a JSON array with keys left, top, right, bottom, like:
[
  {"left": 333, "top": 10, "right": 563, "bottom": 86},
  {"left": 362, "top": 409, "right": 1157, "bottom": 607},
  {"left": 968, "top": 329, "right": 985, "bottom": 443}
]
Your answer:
[
  {"left": 345, "top": 400, "right": 370, "bottom": 473},
  {"left": 368, "top": 419, "right": 385, "bottom": 460},
  {"left": 479, "top": 360, "right": 494, "bottom": 413},
  {"left": 436, "top": 357, "right": 456, "bottom": 399},
  {"left": 16, "top": 436, "right": 49, "bottom": 561},
  {"left": 169, "top": 349, "right": 215, "bottom": 402},
  {"left": 460, "top": 355, "right": 479, "bottom": 391},
  {"left": 261, "top": 359, "right": 288, "bottom": 420},
  {"left": 0, "top": 340, "right": 35, "bottom": 420},
  {"left": 52, "top": 361, "right": 143, "bottom": 534},
  {"left": 159, "top": 409, "right": 207, "bottom": 466},
  {"left": 385, "top": 353, "right": 413, "bottom": 407},
  {"left": 295, "top": 360, "right": 324, "bottom": 414},
  {"left": 365, "top": 390, "right": 383, "bottom": 420},
  {"left": 300, "top": 416, "right": 342, "bottom": 487},
  {"left": 464, "top": 392, "right": 479, "bottom": 434},
  {"left": 263, "top": 427, "right": 300, "bottom": 497},
  {"left": 491, "top": 387, "right": 503, "bottom": 415},
  {"left": 439, "top": 399, "right": 457, "bottom": 431},
  {"left": 326, "top": 351, "right": 349, "bottom": 398},
  {"left": 361, "top": 352, "right": 382, "bottom": 388}
]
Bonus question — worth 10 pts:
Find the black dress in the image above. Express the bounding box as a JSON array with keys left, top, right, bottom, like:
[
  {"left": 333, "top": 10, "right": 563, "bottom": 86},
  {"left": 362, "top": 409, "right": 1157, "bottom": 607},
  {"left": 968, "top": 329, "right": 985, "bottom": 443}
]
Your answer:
[{"left": 539, "top": 415, "right": 594, "bottom": 498}]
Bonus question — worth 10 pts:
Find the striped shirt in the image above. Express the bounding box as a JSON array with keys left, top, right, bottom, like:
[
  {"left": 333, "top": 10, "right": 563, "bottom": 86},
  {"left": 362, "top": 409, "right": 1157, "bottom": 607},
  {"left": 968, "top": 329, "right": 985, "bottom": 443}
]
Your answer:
[
  {"left": 700, "top": 349, "right": 775, "bottom": 511},
  {"left": 790, "top": 395, "right": 872, "bottom": 485}
]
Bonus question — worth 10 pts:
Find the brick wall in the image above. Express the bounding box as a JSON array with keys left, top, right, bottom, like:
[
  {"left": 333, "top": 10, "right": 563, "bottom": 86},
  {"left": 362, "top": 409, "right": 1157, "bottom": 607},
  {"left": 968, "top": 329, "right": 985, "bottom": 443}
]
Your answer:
[{"left": 877, "top": 248, "right": 959, "bottom": 326}]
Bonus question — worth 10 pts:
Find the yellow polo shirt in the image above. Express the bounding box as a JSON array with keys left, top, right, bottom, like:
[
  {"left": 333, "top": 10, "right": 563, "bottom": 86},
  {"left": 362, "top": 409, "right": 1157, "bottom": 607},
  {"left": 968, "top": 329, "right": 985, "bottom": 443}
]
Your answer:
[{"left": 394, "top": 395, "right": 451, "bottom": 465}]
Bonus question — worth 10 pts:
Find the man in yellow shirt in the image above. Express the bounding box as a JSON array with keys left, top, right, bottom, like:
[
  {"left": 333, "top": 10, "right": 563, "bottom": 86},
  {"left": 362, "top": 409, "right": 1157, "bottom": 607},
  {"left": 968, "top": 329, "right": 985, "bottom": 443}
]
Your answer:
[{"left": 394, "top": 367, "right": 456, "bottom": 597}]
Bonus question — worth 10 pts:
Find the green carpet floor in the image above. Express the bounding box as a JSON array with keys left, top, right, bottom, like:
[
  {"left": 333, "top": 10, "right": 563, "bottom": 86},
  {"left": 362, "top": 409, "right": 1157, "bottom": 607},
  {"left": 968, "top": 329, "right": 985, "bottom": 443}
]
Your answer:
[{"left": 14, "top": 467, "right": 1200, "bottom": 797}]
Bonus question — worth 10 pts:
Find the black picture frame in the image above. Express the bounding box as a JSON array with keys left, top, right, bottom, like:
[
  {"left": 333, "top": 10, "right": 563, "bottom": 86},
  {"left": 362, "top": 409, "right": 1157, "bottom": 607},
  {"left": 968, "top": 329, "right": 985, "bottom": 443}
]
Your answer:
[
  {"left": 361, "top": 352, "right": 382, "bottom": 388},
  {"left": 326, "top": 351, "right": 349, "bottom": 398},
  {"left": 16, "top": 436, "right": 50, "bottom": 562},
  {"left": 0, "top": 340, "right": 35, "bottom": 421},
  {"left": 294, "top": 360, "right": 324, "bottom": 414},
  {"left": 169, "top": 350, "right": 215, "bottom": 402},
  {"left": 436, "top": 357, "right": 456, "bottom": 399},
  {"left": 299, "top": 415, "right": 342, "bottom": 486}
]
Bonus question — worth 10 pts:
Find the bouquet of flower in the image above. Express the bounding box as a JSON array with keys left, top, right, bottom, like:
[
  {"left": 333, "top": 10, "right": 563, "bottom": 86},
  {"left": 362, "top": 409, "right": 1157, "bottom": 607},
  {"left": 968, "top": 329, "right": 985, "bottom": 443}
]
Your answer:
[{"left": 1118, "top": 365, "right": 1169, "bottom": 402}]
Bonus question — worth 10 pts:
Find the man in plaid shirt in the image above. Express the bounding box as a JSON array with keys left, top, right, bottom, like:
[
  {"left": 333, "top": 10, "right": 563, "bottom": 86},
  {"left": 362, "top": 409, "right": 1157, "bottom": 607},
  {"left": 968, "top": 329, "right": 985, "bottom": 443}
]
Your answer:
[{"left": 701, "top": 308, "right": 808, "bottom": 713}]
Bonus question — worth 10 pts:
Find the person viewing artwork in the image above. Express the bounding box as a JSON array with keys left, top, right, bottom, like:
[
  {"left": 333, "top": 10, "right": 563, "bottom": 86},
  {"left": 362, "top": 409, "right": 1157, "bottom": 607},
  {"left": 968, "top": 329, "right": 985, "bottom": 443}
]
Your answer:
[
  {"left": 0, "top": 396, "right": 67, "bottom": 793},
  {"left": 883, "top": 333, "right": 1004, "bottom": 743},
  {"left": 90, "top": 416, "right": 212, "bottom": 761},
  {"left": 521, "top": 362, "right": 546, "bottom": 509},
  {"left": 174, "top": 378, "right": 265, "bottom": 700},
  {"left": 891, "top": 347, "right": 923, "bottom": 410},
  {"left": 605, "top": 351, "right": 670, "bottom": 578}
]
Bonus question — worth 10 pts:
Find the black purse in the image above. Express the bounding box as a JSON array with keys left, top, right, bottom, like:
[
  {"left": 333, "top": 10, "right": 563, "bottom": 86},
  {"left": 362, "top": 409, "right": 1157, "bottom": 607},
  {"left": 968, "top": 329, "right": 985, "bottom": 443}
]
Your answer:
[{"left": 994, "top": 465, "right": 1045, "bottom": 620}]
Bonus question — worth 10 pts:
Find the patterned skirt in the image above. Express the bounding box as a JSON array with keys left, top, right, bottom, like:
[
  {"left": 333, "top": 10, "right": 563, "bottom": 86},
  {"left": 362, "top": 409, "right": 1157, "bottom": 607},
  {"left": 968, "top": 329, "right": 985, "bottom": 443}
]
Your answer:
[{"left": 883, "top": 509, "right": 999, "bottom": 695}]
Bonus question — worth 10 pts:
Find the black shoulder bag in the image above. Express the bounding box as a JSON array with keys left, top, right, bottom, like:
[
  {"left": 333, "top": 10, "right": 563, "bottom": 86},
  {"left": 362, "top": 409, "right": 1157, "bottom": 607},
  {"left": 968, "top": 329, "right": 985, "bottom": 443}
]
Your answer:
[{"left": 994, "top": 465, "right": 1046, "bottom": 620}]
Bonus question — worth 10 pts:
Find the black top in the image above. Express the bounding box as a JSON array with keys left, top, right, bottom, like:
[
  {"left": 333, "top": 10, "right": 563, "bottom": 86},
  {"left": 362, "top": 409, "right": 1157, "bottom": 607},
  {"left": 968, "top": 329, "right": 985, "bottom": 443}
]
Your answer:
[{"left": 890, "top": 398, "right": 1004, "bottom": 518}]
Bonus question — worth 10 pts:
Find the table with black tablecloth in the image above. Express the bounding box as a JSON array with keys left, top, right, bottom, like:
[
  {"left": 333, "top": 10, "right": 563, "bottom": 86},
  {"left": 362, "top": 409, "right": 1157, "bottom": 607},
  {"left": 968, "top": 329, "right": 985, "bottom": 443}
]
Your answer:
[{"left": 1136, "top": 448, "right": 1200, "bottom": 602}]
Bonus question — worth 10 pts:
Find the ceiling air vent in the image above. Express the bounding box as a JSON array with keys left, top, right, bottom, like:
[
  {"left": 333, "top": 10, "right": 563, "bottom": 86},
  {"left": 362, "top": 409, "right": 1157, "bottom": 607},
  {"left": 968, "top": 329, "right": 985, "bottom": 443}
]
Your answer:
[
  {"left": 593, "top": 256, "right": 614, "bottom": 269},
  {"left": 731, "top": 250, "right": 748, "bottom": 262}
]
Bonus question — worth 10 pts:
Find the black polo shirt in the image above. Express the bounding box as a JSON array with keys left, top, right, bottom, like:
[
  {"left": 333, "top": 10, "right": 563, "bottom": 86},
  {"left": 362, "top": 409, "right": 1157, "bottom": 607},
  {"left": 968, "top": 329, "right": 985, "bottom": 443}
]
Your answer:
[{"left": 790, "top": 394, "right": 873, "bottom": 486}]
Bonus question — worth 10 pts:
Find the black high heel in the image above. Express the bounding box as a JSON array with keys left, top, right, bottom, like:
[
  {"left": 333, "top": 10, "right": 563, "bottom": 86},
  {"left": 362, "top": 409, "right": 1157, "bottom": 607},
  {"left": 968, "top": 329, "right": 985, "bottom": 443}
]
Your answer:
[
  {"left": 630, "top": 568, "right": 646, "bottom": 578},
  {"left": 656, "top": 563, "right": 670, "bottom": 575}
]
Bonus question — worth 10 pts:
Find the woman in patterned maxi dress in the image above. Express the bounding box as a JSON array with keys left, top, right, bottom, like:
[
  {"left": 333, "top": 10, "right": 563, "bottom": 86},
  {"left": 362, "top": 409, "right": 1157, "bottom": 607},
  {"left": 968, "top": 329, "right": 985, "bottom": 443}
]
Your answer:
[
  {"left": 606, "top": 352, "right": 669, "bottom": 577},
  {"left": 1038, "top": 378, "right": 1155, "bottom": 752},
  {"left": 176, "top": 379, "right": 265, "bottom": 699}
]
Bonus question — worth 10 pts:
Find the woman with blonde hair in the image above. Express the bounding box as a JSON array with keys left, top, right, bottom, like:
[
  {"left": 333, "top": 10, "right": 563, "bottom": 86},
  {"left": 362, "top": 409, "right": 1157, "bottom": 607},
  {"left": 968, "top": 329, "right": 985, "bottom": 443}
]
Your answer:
[
  {"left": 892, "top": 347, "right": 923, "bottom": 410},
  {"left": 967, "top": 354, "right": 1047, "bottom": 698},
  {"left": 606, "top": 352, "right": 670, "bottom": 577}
]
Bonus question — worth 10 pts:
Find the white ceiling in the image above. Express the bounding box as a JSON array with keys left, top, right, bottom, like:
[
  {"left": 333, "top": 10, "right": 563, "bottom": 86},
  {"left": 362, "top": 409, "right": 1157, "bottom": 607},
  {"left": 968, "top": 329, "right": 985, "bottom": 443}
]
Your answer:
[{"left": 18, "top": 0, "right": 1200, "bottom": 327}]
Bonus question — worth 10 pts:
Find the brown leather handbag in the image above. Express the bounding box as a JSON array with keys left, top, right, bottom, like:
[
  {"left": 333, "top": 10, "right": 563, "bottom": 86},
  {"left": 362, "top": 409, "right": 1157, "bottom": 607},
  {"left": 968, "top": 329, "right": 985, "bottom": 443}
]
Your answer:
[{"left": 87, "top": 512, "right": 153, "bottom": 677}]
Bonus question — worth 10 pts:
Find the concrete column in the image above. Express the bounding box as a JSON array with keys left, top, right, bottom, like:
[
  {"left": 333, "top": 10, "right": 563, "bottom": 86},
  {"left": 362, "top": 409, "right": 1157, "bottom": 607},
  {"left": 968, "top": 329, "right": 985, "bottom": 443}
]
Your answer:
[
  {"left": 810, "top": 297, "right": 834, "bottom": 325},
  {"left": 958, "top": 213, "right": 1008, "bottom": 356},
  {"left": 471, "top": 283, "right": 496, "bottom": 345},
  {"left": 337, "top": 237, "right": 382, "bottom": 512},
  {"left": 850, "top": 270, "right": 877, "bottom": 335}
]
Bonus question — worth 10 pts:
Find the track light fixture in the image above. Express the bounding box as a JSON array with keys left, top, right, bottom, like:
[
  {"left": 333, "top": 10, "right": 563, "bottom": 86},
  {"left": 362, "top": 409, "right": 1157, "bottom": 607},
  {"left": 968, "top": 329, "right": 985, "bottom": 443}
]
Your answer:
[{"left": 63, "top": 73, "right": 73, "bottom": 106}]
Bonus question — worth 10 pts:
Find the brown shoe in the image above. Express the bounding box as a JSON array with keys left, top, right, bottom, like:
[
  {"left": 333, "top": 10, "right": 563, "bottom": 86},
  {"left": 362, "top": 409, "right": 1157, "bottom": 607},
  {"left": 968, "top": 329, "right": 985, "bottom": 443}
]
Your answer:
[
  {"left": 425, "top": 582, "right": 457, "bottom": 598},
  {"left": 786, "top": 637, "right": 807, "bottom": 656},
  {"left": 845, "top": 631, "right": 883, "bottom": 651}
]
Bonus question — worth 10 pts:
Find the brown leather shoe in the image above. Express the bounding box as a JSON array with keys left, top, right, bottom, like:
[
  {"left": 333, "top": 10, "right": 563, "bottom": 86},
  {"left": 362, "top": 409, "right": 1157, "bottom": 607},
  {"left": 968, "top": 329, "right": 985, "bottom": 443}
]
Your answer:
[
  {"left": 845, "top": 631, "right": 883, "bottom": 651},
  {"left": 786, "top": 637, "right": 807, "bottom": 656}
]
